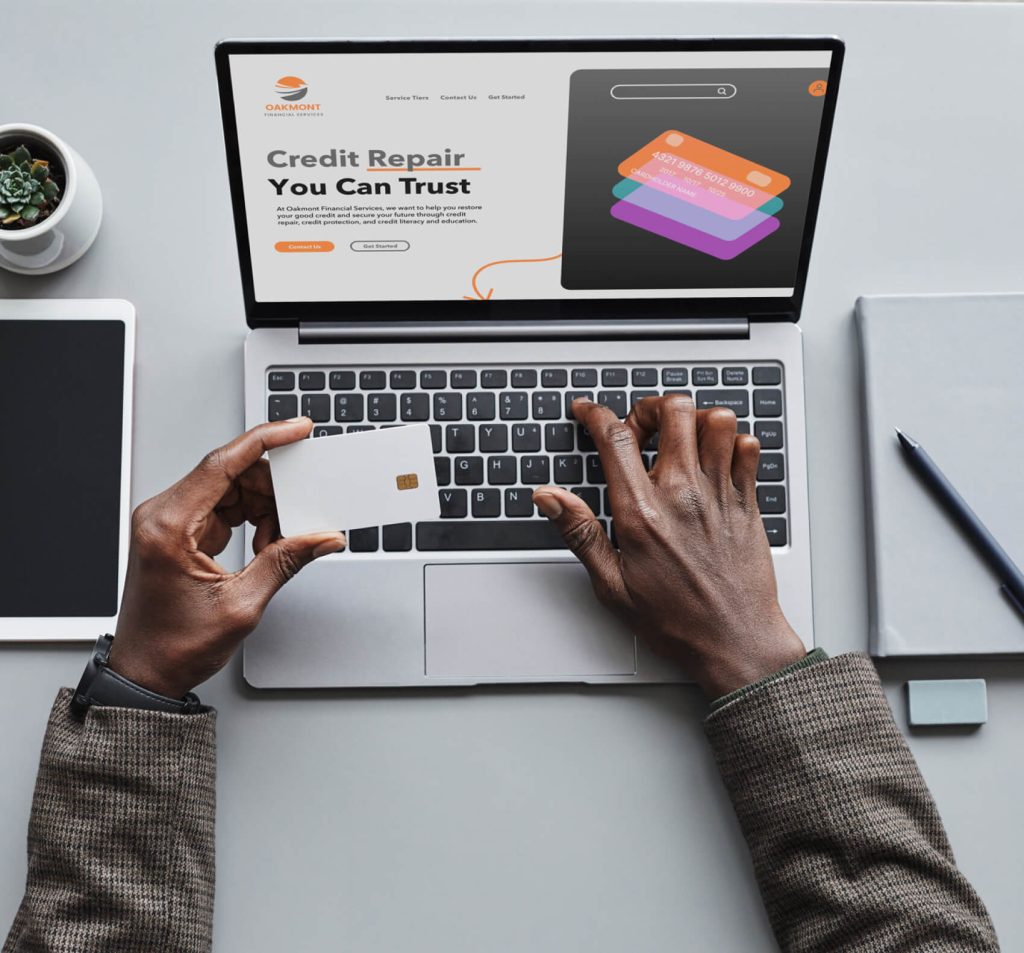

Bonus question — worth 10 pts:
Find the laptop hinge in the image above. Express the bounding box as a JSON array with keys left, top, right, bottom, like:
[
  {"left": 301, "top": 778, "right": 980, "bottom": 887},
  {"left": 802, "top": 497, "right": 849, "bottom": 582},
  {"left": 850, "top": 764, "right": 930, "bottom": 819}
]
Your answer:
[{"left": 298, "top": 317, "right": 750, "bottom": 344}]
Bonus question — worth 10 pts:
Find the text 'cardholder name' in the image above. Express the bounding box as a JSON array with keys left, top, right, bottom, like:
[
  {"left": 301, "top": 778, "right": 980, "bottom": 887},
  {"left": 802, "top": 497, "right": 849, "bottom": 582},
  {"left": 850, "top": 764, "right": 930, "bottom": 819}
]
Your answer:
[{"left": 268, "top": 424, "right": 440, "bottom": 536}]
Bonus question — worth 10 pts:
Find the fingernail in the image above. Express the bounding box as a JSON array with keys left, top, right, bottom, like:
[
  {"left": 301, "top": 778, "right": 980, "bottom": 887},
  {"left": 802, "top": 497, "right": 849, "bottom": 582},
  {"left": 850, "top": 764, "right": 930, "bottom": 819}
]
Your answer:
[
  {"left": 285, "top": 416, "right": 311, "bottom": 424},
  {"left": 313, "top": 535, "right": 346, "bottom": 557},
  {"left": 533, "top": 492, "right": 563, "bottom": 519}
]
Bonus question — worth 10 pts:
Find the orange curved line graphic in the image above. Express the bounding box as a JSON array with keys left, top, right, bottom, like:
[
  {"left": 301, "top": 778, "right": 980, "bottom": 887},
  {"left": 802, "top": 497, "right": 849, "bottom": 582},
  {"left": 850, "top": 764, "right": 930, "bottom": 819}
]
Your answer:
[{"left": 466, "top": 253, "right": 562, "bottom": 300}]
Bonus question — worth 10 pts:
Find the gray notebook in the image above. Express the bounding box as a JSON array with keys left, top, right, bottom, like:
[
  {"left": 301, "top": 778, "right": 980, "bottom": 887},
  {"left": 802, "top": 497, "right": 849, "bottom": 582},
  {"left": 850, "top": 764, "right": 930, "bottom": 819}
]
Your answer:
[{"left": 857, "top": 293, "right": 1024, "bottom": 656}]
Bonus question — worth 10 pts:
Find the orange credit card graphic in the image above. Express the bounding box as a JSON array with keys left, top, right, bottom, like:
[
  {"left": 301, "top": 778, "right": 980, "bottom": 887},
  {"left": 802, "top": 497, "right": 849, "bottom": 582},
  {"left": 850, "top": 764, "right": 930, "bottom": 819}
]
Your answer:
[{"left": 618, "top": 130, "right": 791, "bottom": 211}]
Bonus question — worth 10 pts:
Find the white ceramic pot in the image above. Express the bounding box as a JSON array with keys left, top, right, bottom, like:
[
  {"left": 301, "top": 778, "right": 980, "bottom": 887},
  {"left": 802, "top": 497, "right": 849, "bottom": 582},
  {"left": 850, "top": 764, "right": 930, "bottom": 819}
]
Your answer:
[{"left": 0, "top": 123, "right": 102, "bottom": 275}]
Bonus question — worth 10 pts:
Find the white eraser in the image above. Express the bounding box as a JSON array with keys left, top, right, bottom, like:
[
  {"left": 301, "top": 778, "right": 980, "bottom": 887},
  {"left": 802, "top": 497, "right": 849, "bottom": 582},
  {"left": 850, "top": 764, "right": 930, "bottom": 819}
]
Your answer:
[{"left": 906, "top": 679, "right": 988, "bottom": 727}]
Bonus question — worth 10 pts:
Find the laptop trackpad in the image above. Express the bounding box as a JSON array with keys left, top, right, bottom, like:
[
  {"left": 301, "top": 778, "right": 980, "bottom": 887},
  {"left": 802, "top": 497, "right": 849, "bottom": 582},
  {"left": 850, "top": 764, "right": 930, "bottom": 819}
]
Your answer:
[{"left": 424, "top": 562, "right": 637, "bottom": 679}]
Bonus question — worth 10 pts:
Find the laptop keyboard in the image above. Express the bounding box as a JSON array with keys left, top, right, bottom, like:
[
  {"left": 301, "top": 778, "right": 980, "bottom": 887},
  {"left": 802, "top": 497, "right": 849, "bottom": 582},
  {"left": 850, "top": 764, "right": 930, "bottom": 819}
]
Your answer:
[{"left": 266, "top": 363, "right": 788, "bottom": 552}]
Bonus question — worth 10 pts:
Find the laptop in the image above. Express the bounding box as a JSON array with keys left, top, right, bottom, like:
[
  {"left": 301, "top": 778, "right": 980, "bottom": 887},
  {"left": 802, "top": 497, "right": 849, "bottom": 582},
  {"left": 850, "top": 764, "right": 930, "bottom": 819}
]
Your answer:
[{"left": 214, "top": 36, "right": 844, "bottom": 687}]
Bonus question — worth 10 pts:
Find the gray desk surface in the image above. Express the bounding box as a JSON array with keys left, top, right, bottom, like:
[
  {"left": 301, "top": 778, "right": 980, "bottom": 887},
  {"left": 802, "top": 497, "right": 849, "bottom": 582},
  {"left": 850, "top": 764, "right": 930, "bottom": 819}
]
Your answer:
[{"left": 3, "top": 2, "right": 1023, "bottom": 949}]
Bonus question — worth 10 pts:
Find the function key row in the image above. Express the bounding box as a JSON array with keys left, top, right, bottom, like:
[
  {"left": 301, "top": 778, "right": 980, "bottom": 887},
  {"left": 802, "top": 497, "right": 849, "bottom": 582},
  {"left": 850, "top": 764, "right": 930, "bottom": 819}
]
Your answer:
[{"left": 268, "top": 365, "right": 783, "bottom": 392}]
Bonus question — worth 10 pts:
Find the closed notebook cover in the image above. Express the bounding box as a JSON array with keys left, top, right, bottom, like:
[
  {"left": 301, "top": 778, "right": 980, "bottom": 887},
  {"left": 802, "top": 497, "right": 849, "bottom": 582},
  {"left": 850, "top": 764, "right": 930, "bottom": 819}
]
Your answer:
[{"left": 857, "top": 293, "right": 1024, "bottom": 656}]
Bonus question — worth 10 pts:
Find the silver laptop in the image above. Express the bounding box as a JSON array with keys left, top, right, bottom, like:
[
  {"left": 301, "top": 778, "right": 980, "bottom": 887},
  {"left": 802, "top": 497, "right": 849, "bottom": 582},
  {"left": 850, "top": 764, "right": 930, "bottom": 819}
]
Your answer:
[{"left": 215, "top": 36, "right": 843, "bottom": 687}]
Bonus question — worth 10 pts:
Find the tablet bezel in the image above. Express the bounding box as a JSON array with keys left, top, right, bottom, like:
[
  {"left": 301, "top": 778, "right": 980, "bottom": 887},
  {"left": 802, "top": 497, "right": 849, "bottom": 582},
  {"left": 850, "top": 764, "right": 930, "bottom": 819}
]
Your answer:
[{"left": 0, "top": 299, "right": 134, "bottom": 641}]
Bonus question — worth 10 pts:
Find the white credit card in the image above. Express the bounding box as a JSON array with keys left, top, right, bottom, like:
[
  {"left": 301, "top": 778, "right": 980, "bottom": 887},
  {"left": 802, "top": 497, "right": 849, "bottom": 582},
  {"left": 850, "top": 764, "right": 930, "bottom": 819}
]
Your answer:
[{"left": 268, "top": 424, "right": 440, "bottom": 536}]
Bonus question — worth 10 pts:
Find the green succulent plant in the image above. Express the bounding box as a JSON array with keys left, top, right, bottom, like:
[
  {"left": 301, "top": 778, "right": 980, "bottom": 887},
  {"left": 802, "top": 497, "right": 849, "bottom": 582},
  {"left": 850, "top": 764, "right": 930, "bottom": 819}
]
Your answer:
[{"left": 0, "top": 144, "right": 61, "bottom": 228}]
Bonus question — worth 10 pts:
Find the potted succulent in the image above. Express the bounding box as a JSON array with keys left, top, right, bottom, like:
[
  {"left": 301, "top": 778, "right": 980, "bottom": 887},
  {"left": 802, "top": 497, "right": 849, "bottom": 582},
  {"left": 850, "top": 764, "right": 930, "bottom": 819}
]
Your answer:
[{"left": 0, "top": 123, "right": 102, "bottom": 274}]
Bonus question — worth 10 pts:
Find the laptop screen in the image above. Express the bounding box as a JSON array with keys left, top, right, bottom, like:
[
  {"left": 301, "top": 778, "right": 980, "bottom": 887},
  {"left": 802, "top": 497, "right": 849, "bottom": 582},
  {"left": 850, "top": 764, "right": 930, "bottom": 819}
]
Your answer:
[{"left": 218, "top": 41, "right": 841, "bottom": 321}]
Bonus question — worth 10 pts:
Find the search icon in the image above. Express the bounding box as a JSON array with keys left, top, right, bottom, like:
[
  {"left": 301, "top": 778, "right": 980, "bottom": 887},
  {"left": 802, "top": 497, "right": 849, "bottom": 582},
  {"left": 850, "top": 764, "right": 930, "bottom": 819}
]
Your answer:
[{"left": 717, "top": 87, "right": 727, "bottom": 96}]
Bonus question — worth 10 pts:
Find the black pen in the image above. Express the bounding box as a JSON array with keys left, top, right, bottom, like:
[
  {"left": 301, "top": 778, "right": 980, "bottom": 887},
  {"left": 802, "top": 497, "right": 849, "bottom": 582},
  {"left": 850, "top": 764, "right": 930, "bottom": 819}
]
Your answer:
[{"left": 896, "top": 428, "right": 1024, "bottom": 621}]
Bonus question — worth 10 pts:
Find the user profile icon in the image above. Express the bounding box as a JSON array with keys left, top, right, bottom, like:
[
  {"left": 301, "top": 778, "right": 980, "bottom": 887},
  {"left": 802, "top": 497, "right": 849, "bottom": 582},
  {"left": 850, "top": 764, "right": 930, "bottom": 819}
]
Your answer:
[{"left": 808, "top": 80, "right": 827, "bottom": 97}]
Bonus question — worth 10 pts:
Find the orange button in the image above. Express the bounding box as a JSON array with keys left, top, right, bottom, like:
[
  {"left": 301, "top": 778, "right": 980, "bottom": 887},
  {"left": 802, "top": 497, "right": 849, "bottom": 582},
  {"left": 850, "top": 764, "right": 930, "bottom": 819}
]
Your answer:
[
  {"left": 274, "top": 241, "right": 335, "bottom": 253},
  {"left": 808, "top": 80, "right": 827, "bottom": 97}
]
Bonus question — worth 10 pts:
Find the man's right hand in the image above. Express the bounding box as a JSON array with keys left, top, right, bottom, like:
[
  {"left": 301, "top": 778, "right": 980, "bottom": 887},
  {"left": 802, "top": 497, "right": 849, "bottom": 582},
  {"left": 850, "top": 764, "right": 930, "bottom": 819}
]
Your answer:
[{"left": 532, "top": 396, "right": 805, "bottom": 699}]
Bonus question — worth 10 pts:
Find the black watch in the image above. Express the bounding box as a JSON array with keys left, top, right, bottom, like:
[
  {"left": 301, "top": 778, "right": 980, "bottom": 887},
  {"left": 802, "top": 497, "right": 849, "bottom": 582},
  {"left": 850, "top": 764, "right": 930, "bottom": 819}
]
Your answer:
[{"left": 71, "top": 634, "right": 201, "bottom": 717}]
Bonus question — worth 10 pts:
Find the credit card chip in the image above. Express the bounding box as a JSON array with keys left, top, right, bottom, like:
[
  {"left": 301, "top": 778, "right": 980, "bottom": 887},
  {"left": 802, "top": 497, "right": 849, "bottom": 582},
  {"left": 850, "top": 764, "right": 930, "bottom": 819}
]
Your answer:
[{"left": 396, "top": 473, "right": 419, "bottom": 490}]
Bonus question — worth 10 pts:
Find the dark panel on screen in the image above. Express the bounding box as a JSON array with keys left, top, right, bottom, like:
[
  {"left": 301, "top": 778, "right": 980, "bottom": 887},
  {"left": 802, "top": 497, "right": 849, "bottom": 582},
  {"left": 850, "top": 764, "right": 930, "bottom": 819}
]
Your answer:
[{"left": 0, "top": 320, "right": 124, "bottom": 617}]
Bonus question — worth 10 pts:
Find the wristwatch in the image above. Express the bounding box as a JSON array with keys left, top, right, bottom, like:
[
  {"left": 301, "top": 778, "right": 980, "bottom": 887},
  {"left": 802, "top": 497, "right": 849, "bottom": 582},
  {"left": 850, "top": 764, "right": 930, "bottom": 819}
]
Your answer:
[{"left": 71, "top": 634, "right": 202, "bottom": 717}]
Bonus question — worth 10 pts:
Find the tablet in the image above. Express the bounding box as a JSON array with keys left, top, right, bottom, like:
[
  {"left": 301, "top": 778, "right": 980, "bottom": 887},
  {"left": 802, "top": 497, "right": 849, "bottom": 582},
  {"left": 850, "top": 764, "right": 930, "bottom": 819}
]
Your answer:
[{"left": 0, "top": 300, "right": 134, "bottom": 641}]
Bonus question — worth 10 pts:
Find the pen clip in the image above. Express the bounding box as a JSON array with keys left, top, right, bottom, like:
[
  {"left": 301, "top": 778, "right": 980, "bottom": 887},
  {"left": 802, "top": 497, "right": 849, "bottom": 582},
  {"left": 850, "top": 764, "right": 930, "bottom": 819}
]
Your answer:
[{"left": 999, "top": 585, "right": 1024, "bottom": 625}]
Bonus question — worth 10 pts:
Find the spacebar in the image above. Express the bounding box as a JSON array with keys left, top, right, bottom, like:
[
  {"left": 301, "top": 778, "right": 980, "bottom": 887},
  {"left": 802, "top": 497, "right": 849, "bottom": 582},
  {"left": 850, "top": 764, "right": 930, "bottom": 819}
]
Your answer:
[{"left": 416, "top": 520, "right": 600, "bottom": 551}]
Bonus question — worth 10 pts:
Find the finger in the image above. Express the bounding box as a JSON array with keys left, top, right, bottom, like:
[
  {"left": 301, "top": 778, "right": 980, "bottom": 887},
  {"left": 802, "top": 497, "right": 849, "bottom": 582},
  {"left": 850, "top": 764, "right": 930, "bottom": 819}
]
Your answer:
[
  {"left": 622, "top": 398, "right": 657, "bottom": 452},
  {"left": 252, "top": 512, "right": 280, "bottom": 554},
  {"left": 215, "top": 458, "right": 274, "bottom": 509},
  {"left": 235, "top": 531, "right": 347, "bottom": 614},
  {"left": 731, "top": 433, "right": 761, "bottom": 502},
  {"left": 696, "top": 407, "right": 739, "bottom": 489},
  {"left": 216, "top": 492, "right": 276, "bottom": 528},
  {"left": 630, "top": 395, "right": 699, "bottom": 478},
  {"left": 532, "top": 487, "right": 629, "bottom": 609},
  {"left": 195, "top": 517, "right": 233, "bottom": 558},
  {"left": 180, "top": 418, "right": 312, "bottom": 512},
  {"left": 571, "top": 399, "right": 654, "bottom": 516}
]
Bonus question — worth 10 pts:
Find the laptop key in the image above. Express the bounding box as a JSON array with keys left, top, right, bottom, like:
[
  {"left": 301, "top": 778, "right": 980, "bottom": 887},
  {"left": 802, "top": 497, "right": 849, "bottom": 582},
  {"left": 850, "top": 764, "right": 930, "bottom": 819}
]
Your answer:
[
  {"left": 400, "top": 393, "right": 429, "bottom": 422},
  {"left": 480, "top": 369, "right": 507, "bottom": 388},
  {"left": 757, "top": 485, "right": 786, "bottom": 514},
  {"left": 269, "top": 371, "right": 295, "bottom": 391},
  {"left": 471, "top": 489, "right": 501, "bottom": 518},
  {"left": 602, "top": 368, "right": 628, "bottom": 386},
  {"left": 367, "top": 393, "right": 397, "bottom": 422},
  {"left": 299, "top": 371, "right": 326, "bottom": 391},
  {"left": 512, "top": 424, "right": 541, "bottom": 452},
  {"left": 382, "top": 523, "right": 413, "bottom": 552},
  {"left": 420, "top": 370, "right": 447, "bottom": 389},
  {"left": 329, "top": 371, "right": 355, "bottom": 390},
  {"left": 571, "top": 486, "right": 601, "bottom": 514},
  {"left": 532, "top": 392, "right": 561, "bottom": 419},
  {"left": 454, "top": 456, "right": 484, "bottom": 485},
  {"left": 554, "top": 454, "right": 583, "bottom": 484},
  {"left": 499, "top": 392, "right": 529, "bottom": 420},
  {"left": 545, "top": 423, "right": 575, "bottom": 452},
  {"left": 268, "top": 394, "right": 298, "bottom": 421},
  {"left": 433, "top": 393, "right": 462, "bottom": 421},
  {"left": 758, "top": 453, "right": 785, "bottom": 482},
  {"left": 390, "top": 370, "right": 416, "bottom": 390},
  {"left": 487, "top": 456, "right": 517, "bottom": 485},
  {"left": 302, "top": 394, "right": 331, "bottom": 422},
  {"left": 466, "top": 392, "right": 496, "bottom": 421},
  {"left": 577, "top": 426, "right": 596, "bottom": 452},
  {"left": 754, "top": 389, "right": 783, "bottom": 417},
  {"left": 429, "top": 424, "right": 442, "bottom": 454},
  {"left": 312, "top": 425, "right": 343, "bottom": 438},
  {"left": 737, "top": 421, "right": 751, "bottom": 435},
  {"left": 586, "top": 455, "right": 606, "bottom": 484},
  {"left": 722, "top": 367, "right": 749, "bottom": 386},
  {"left": 416, "top": 519, "right": 577, "bottom": 551},
  {"left": 347, "top": 425, "right": 375, "bottom": 433},
  {"left": 438, "top": 489, "right": 467, "bottom": 518},
  {"left": 597, "top": 390, "right": 628, "bottom": 418},
  {"left": 451, "top": 369, "right": 477, "bottom": 389},
  {"left": 542, "top": 368, "right": 568, "bottom": 387},
  {"left": 504, "top": 488, "right": 535, "bottom": 517},
  {"left": 446, "top": 425, "right": 475, "bottom": 453},
  {"left": 754, "top": 421, "right": 784, "bottom": 449},
  {"left": 632, "top": 368, "right": 658, "bottom": 386},
  {"left": 752, "top": 366, "right": 782, "bottom": 385},
  {"left": 520, "top": 455, "right": 550, "bottom": 484},
  {"left": 479, "top": 424, "right": 508, "bottom": 452},
  {"left": 630, "top": 390, "right": 658, "bottom": 406},
  {"left": 511, "top": 369, "right": 538, "bottom": 388},
  {"left": 662, "top": 367, "right": 688, "bottom": 387},
  {"left": 348, "top": 527, "right": 379, "bottom": 552},
  {"left": 359, "top": 371, "right": 386, "bottom": 390},
  {"left": 564, "top": 390, "right": 594, "bottom": 418},
  {"left": 334, "top": 394, "right": 364, "bottom": 422},
  {"left": 696, "top": 390, "right": 749, "bottom": 417},
  {"left": 434, "top": 458, "right": 451, "bottom": 487},
  {"left": 572, "top": 368, "right": 598, "bottom": 387},
  {"left": 763, "top": 518, "right": 787, "bottom": 546},
  {"left": 692, "top": 367, "right": 718, "bottom": 386}
]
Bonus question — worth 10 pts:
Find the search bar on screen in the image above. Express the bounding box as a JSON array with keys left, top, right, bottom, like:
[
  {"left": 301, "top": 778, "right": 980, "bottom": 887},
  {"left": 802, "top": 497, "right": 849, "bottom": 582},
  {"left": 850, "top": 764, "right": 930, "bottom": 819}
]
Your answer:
[{"left": 610, "top": 84, "right": 737, "bottom": 100}]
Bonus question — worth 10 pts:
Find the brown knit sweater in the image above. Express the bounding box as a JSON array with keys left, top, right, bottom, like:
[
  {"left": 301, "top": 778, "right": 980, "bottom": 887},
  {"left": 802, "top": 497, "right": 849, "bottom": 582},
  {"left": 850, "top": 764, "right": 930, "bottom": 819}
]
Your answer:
[{"left": 4, "top": 655, "right": 999, "bottom": 951}]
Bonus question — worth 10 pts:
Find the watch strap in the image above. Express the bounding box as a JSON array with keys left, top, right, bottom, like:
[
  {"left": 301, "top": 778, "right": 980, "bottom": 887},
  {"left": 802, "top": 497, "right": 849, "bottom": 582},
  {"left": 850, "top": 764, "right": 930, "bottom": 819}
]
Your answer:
[{"left": 72, "top": 634, "right": 201, "bottom": 716}]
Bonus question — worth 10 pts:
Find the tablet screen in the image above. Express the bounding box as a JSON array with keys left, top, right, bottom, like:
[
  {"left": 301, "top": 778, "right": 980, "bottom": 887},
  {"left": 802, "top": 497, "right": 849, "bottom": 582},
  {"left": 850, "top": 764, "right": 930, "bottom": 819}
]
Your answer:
[{"left": 0, "top": 320, "right": 125, "bottom": 617}]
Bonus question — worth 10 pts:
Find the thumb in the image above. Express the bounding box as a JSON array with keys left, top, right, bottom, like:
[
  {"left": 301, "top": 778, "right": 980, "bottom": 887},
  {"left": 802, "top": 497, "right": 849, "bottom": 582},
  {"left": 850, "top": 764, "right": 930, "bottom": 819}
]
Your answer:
[
  {"left": 532, "top": 486, "right": 627, "bottom": 609},
  {"left": 237, "top": 531, "right": 346, "bottom": 611}
]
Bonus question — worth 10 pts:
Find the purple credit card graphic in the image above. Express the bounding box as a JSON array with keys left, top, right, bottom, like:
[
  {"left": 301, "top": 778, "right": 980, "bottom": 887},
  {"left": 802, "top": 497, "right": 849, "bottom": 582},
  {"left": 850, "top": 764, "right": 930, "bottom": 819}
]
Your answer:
[{"left": 610, "top": 200, "right": 780, "bottom": 260}]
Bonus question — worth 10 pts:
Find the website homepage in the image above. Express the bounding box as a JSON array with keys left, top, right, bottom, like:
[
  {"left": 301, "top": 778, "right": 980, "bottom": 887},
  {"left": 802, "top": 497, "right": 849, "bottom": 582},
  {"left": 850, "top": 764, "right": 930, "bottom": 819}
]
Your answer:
[{"left": 228, "top": 50, "right": 832, "bottom": 303}]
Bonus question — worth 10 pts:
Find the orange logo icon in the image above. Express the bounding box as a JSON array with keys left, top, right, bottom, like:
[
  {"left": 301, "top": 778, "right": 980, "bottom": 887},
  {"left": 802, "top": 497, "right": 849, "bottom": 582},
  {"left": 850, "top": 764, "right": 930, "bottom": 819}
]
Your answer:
[
  {"left": 275, "top": 76, "right": 308, "bottom": 102},
  {"left": 808, "top": 80, "right": 827, "bottom": 97}
]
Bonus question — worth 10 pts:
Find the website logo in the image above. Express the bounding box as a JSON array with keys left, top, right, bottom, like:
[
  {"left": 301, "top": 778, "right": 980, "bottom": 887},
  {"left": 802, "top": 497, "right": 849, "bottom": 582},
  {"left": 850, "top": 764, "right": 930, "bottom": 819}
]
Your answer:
[{"left": 275, "top": 76, "right": 308, "bottom": 102}]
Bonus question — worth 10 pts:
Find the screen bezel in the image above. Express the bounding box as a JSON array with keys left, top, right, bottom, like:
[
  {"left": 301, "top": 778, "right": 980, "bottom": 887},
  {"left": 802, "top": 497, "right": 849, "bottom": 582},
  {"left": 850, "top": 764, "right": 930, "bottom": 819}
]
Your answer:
[
  {"left": 0, "top": 300, "right": 134, "bottom": 642},
  {"left": 215, "top": 36, "right": 844, "bottom": 329}
]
